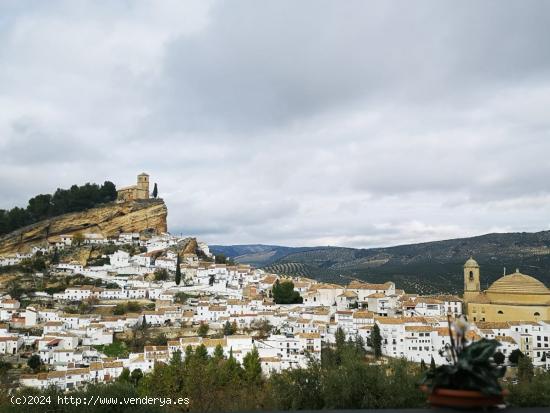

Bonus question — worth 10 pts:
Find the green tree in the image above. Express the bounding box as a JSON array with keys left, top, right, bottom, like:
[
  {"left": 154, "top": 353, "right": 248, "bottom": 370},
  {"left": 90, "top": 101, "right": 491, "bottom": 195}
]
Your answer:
[
  {"left": 420, "top": 359, "right": 427, "bottom": 371},
  {"left": 99, "top": 181, "right": 117, "bottom": 202},
  {"left": 354, "top": 333, "right": 366, "bottom": 356},
  {"left": 27, "top": 355, "right": 42, "bottom": 372},
  {"left": 252, "top": 319, "right": 272, "bottom": 339},
  {"left": 215, "top": 253, "right": 234, "bottom": 265},
  {"left": 517, "top": 354, "right": 534, "bottom": 382},
  {"left": 493, "top": 351, "right": 505, "bottom": 365},
  {"left": 197, "top": 322, "right": 209, "bottom": 338},
  {"left": 96, "top": 341, "right": 129, "bottom": 358},
  {"left": 335, "top": 327, "right": 346, "bottom": 350},
  {"left": 175, "top": 292, "right": 190, "bottom": 304},
  {"left": 126, "top": 301, "right": 142, "bottom": 313},
  {"left": 51, "top": 248, "right": 60, "bottom": 264},
  {"left": 6, "top": 280, "right": 23, "bottom": 300},
  {"left": 272, "top": 280, "right": 303, "bottom": 304},
  {"left": 152, "top": 333, "right": 168, "bottom": 346},
  {"left": 371, "top": 323, "right": 382, "bottom": 358},
  {"left": 430, "top": 355, "right": 436, "bottom": 371},
  {"left": 243, "top": 347, "right": 262, "bottom": 383},
  {"left": 32, "top": 256, "right": 47, "bottom": 271},
  {"left": 154, "top": 268, "right": 168, "bottom": 281},
  {"left": 0, "top": 180, "right": 117, "bottom": 237},
  {"left": 113, "top": 303, "right": 126, "bottom": 315},
  {"left": 118, "top": 367, "right": 131, "bottom": 383},
  {"left": 213, "top": 344, "right": 225, "bottom": 361},
  {"left": 175, "top": 254, "right": 181, "bottom": 285},
  {"left": 507, "top": 369, "right": 550, "bottom": 407},
  {"left": 509, "top": 349, "right": 524, "bottom": 365},
  {"left": 195, "top": 344, "right": 209, "bottom": 361},
  {"left": 130, "top": 368, "right": 143, "bottom": 386},
  {"left": 152, "top": 183, "right": 158, "bottom": 198},
  {"left": 223, "top": 321, "right": 234, "bottom": 336}
]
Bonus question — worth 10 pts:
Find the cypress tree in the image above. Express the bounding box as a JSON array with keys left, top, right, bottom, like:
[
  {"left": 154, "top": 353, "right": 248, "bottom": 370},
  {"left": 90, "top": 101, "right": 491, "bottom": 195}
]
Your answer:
[
  {"left": 371, "top": 323, "right": 382, "bottom": 358},
  {"left": 175, "top": 254, "right": 181, "bottom": 285},
  {"left": 152, "top": 183, "right": 158, "bottom": 198}
]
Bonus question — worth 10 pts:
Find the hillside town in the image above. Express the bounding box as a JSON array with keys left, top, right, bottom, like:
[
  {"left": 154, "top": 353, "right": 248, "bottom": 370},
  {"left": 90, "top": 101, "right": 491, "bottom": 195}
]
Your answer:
[{"left": 1, "top": 229, "right": 549, "bottom": 391}]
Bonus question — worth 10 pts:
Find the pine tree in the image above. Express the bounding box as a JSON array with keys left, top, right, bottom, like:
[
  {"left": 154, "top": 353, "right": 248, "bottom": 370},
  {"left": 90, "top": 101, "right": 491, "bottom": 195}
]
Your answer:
[
  {"left": 243, "top": 347, "right": 262, "bottom": 383},
  {"left": 195, "top": 344, "right": 209, "bottom": 362},
  {"left": 223, "top": 321, "right": 233, "bottom": 336},
  {"left": 430, "top": 355, "right": 436, "bottom": 371},
  {"left": 371, "top": 323, "right": 382, "bottom": 358},
  {"left": 420, "top": 359, "right": 427, "bottom": 371},
  {"left": 152, "top": 183, "right": 158, "bottom": 198},
  {"left": 170, "top": 350, "right": 183, "bottom": 367},
  {"left": 175, "top": 254, "right": 181, "bottom": 285},
  {"left": 213, "top": 344, "right": 225, "bottom": 361}
]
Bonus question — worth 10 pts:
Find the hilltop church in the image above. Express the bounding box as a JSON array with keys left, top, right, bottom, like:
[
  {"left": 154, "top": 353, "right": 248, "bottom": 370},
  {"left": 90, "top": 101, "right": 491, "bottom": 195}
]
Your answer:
[
  {"left": 463, "top": 257, "right": 550, "bottom": 322},
  {"left": 117, "top": 172, "right": 150, "bottom": 202}
]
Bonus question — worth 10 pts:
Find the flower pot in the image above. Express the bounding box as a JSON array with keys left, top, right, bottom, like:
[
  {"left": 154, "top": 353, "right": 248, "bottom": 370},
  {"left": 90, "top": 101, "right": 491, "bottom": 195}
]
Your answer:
[{"left": 420, "top": 385, "right": 508, "bottom": 409}]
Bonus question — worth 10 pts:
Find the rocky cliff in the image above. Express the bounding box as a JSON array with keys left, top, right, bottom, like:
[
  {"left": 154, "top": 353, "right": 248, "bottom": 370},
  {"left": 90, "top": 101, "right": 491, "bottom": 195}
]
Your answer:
[{"left": 0, "top": 199, "right": 168, "bottom": 254}]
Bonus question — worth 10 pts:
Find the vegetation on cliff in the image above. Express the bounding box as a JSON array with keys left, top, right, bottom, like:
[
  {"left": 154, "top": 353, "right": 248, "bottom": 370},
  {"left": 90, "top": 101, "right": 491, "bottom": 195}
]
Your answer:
[
  {"left": 0, "top": 181, "right": 117, "bottom": 236},
  {"left": 0, "top": 199, "right": 167, "bottom": 254}
]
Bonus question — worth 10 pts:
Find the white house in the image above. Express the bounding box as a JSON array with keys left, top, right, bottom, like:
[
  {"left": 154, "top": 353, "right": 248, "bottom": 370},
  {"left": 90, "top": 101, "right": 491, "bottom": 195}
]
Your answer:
[
  {"left": 109, "top": 250, "right": 131, "bottom": 268},
  {"left": 0, "top": 336, "right": 21, "bottom": 355}
]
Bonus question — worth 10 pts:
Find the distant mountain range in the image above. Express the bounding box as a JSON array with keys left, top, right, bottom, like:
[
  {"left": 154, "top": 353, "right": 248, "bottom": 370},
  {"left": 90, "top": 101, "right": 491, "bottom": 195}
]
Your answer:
[{"left": 211, "top": 231, "right": 550, "bottom": 295}]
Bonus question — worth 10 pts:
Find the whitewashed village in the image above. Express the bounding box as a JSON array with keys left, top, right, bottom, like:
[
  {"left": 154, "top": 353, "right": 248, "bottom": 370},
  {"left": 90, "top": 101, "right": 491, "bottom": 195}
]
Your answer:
[{"left": 2, "top": 225, "right": 550, "bottom": 391}]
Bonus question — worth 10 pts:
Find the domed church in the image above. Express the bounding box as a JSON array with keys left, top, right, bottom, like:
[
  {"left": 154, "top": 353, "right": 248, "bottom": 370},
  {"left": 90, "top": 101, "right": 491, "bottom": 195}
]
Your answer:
[{"left": 463, "top": 257, "right": 550, "bottom": 322}]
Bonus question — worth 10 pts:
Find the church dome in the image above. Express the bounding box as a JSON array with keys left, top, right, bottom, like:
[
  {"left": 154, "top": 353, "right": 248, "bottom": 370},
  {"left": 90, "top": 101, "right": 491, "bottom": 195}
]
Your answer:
[
  {"left": 464, "top": 257, "right": 479, "bottom": 268},
  {"left": 487, "top": 271, "right": 550, "bottom": 295}
]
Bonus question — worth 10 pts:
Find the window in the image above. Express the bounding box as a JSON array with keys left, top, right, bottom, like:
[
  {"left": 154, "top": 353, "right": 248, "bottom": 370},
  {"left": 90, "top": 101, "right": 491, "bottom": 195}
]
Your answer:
[
  {"left": 469, "top": 271, "right": 474, "bottom": 281},
  {"left": 534, "top": 312, "right": 540, "bottom": 317},
  {"left": 497, "top": 310, "right": 503, "bottom": 315}
]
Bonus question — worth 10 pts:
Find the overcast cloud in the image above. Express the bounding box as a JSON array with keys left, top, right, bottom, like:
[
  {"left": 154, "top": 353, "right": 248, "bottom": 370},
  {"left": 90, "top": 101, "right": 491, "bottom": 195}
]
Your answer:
[{"left": 1, "top": 0, "right": 550, "bottom": 248}]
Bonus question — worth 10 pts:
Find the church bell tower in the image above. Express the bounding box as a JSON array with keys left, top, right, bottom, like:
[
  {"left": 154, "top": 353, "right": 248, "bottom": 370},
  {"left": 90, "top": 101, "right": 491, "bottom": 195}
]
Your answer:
[
  {"left": 137, "top": 172, "right": 150, "bottom": 200},
  {"left": 463, "top": 257, "right": 480, "bottom": 302}
]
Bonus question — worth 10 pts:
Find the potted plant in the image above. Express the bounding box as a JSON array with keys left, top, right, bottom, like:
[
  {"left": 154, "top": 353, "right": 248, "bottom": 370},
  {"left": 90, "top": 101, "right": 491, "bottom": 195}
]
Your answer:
[{"left": 420, "top": 315, "right": 507, "bottom": 409}]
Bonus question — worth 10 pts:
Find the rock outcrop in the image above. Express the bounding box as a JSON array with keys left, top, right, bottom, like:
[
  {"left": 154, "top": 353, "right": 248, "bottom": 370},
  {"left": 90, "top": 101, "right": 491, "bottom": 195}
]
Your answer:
[{"left": 0, "top": 199, "right": 168, "bottom": 254}]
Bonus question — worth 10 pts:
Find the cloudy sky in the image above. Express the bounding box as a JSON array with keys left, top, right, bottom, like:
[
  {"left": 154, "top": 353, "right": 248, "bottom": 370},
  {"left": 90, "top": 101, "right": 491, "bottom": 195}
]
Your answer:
[{"left": 1, "top": 1, "right": 550, "bottom": 248}]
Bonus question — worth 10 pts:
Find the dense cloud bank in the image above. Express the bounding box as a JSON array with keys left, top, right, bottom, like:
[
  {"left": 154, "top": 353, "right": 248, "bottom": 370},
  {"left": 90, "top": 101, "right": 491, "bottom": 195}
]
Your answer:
[{"left": 1, "top": 1, "right": 549, "bottom": 247}]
